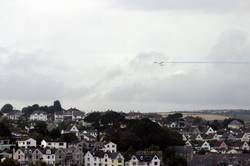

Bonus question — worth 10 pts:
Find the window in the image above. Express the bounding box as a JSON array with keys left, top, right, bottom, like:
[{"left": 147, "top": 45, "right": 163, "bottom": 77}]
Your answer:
[
  {"left": 105, "top": 159, "right": 107, "bottom": 162},
  {"left": 154, "top": 162, "right": 158, "bottom": 166},
  {"left": 132, "top": 162, "right": 136, "bottom": 166}
]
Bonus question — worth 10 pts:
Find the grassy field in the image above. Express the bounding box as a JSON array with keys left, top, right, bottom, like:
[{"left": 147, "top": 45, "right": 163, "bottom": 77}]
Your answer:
[{"left": 157, "top": 112, "right": 228, "bottom": 121}]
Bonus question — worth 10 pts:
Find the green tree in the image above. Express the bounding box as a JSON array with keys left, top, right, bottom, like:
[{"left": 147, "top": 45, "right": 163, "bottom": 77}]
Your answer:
[
  {"left": 123, "top": 146, "right": 136, "bottom": 160},
  {"left": 105, "top": 118, "right": 184, "bottom": 153},
  {"left": 53, "top": 100, "right": 62, "bottom": 112},
  {"left": 0, "top": 122, "right": 11, "bottom": 138},
  {"left": 145, "top": 145, "right": 160, "bottom": 151},
  {"left": 84, "top": 112, "right": 102, "bottom": 124},
  {"left": 0, "top": 158, "right": 20, "bottom": 166},
  {"left": 101, "top": 110, "right": 125, "bottom": 127},
  {"left": 49, "top": 128, "right": 61, "bottom": 140},
  {"left": 22, "top": 104, "right": 39, "bottom": 116},
  {"left": 84, "top": 112, "right": 102, "bottom": 141},
  {"left": 60, "top": 133, "right": 78, "bottom": 143},
  {"left": 1, "top": 104, "right": 13, "bottom": 113},
  {"left": 33, "top": 121, "right": 48, "bottom": 136},
  {"left": 168, "top": 156, "right": 187, "bottom": 166},
  {"left": 167, "top": 113, "right": 183, "bottom": 122}
]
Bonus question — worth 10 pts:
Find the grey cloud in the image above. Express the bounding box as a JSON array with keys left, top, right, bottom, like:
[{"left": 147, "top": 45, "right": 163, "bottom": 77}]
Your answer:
[
  {"left": 209, "top": 29, "right": 250, "bottom": 76},
  {"left": 0, "top": 45, "right": 64, "bottom": 101},
  {"left": 99, "top": 30, "right": 250, "bottom": 110},
  {"left": 210, "top": 30, "right": 250, "bottom": 62},
  {"left": 0, "top": 73, "right": 64, "bottom": 101},
  {"left": 113, "top": 0, "right": 248, "bottom": 12}
]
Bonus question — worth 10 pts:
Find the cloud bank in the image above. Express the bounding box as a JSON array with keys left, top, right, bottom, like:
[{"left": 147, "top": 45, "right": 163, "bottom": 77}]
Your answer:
[{"left": 0, "top": 0, "right": 250, "bottom": 111}]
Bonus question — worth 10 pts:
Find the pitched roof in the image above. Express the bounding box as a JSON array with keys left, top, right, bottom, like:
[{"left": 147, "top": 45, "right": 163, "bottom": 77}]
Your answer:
[
  {"left": 205, "top": 133, "right": 216, "bottom": 140},
  {"left": 108, "top": 152, "right": 122, "bottom": 159},
  {"left": 232, "top": 141, "right": 248, "bottom": 147},
  {"left": 134, "top": 155, "right": 155, "bottom": 162},
  {"left": 91, "top": 150, "right": 105, "bottom": 158},
  {"left": 214, "top": 141, "right": 226, "bottom": 147}
]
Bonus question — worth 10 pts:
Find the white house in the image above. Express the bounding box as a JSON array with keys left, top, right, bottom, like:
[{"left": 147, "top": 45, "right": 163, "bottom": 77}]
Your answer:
[
  {"left": 182, "top": 135, "right": 187, "bottom": 141},
  {"left": 30, "top": 111, "right": 47, "bottom": 121},
  {"left": 103, "top": 142, "right": 117, "bottom": 153},
  {"left": 61, "top": 125, "right": 80, "bottom": 136},
  {"left": 0, "top": 139, "right": 12, "bottom": 151},
  {"left": 84, "top": 151, "right": 101, "bottom": 166},
  {"left": 233, "top": 142, "right": 250, "bottom": 151},
  {"left": 17, "top": 138, "right": 37, "bottom": 148},
  {"left": 169, "top": 122, "right": 177, "bottom": 128},
  {"left": 205, "top": 133, "right": 220, "bottom": 141},
  {"left": 61, "top": 109, "right": 85, "bottom": 121},
  {"left": 241, "top": 142, "right": 250, "bottom": 151},
  {"left": 80, "top": 133, "right": 96, "bottom": 142},
  {"left": 13, "top": 149, "right": 26, "bottom": 164},
  {"left": 185, "top": 140, "right": 192, "bottom": 147},
  {"left": 125, "top": 154, "right": 160, "bottom": 166},
  {"left": 54, "top": 112, "right": 64, "bottom": 122},
  {"left": 84, "top": 150, "right": 124, "bottom": 166},
  {"left": 195, "top": 134, "right": 204, "bottom": 141},
  {"left": 205, "top": 127, "right": 216, "bottom": 135},
  {"left": 41, "top": 140, "right": 67, "bottom": 149},
  {"left": 201, "top": 141, "right": 211, "bottom": 151},
  {"left": 69, "top": 125, "right": 79, "bottom": 136},
  {"left": 42, "top": 149, "right": 56, "bottom": 165},
  {"left": 5, "top": 110, "right": 23, "bottom": 120},
  {"left": 240, "top": 133, "right": 249, "bottom": 142}
]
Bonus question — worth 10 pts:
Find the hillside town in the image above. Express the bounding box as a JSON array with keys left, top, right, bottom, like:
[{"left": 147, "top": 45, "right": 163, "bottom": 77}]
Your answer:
[{"left": 1, "top": 102, "right": 250, "bottom": 166}]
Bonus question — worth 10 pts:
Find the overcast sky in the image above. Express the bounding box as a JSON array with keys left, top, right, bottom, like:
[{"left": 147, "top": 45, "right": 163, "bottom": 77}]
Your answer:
[{"left": 0, "top": 0, "right": 250, "bottom": 112}]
